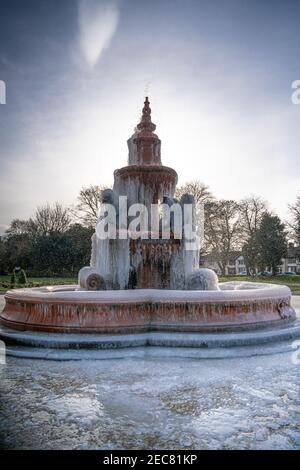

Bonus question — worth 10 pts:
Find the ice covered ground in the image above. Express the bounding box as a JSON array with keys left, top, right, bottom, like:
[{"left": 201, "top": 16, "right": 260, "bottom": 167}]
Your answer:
[{"left": 0, "top": 296, "right": 299, "bottom": 450}]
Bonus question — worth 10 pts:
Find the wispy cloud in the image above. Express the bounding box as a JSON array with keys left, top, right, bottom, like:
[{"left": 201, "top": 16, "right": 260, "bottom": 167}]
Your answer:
[
  {"left": 0, "top": 224, "right": 8, "bottom": 236},
  {"left": 78, "top": 0, "right": 119, "bottom": 67}
]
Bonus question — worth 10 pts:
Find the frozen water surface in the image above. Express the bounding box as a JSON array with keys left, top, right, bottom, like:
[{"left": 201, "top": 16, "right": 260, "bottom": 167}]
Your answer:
[
  {"left": 0, "top": 353, "right": 299, "bottom": 450},
  {"left": 0, "top": 297, "right": 300, "bottom": 450}
]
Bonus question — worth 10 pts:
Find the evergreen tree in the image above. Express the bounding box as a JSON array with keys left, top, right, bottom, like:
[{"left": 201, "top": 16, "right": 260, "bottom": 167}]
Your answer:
[
  {"left": 242, "top": 236, "right": 260, "bottom": 276},
  {"left": 0, "top": 239, "right": 8, "bottom": 274},
  {"left": 256, "top": 213, "right": 287, "bottom": 275},
  {"left": 239, "top": 196, "right": 267, "bottom": 275}
]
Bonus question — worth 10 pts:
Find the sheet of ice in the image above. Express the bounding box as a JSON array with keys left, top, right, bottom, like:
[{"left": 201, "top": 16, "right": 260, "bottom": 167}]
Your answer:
[{"left": 0, "top": 347, "right": 299, "bottom": 449}]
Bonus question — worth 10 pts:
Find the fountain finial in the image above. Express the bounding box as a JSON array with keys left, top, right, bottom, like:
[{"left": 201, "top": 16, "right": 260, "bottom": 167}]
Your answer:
[
  {"left": 143, "top": 96, "right": 151, "bottom": 116},
  {"left": 137, "top": 96, "right": 156, "bottom": 133}
]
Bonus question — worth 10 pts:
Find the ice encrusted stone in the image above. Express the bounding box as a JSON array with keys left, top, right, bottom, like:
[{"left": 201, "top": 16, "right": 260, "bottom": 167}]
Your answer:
[{"left": 186, "top": 269, "right": 220, "bottom": 291}]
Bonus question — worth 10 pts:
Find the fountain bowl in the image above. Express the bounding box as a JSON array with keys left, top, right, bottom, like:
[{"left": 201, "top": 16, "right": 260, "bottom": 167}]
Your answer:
[{"left": 0, "top": 281, "right": 295, "bottom": 334}]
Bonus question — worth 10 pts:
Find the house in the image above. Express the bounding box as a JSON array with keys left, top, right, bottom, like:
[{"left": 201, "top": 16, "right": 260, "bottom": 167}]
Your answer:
[
  {"left": 200, "top": 251, "right": 247, "bottom": 276},
  {"left": 227, "top": 253, "right": 247, "bottom": 275},
  {"left": 201, "top": 243, "right": 300, "bottom": 275},
  {"left": 278, "top": 243, "right": 300, "bottom": 274}
]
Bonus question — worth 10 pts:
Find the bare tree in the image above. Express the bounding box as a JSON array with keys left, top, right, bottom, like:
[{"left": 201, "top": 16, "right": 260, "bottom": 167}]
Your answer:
[
  {"left": 31, "top": 203, "right": 71, "bottom": 235},
  {"left": 204, "top": 200, "right": 243, "bottom": 275},
  {"left": 176, "top": 181, "right": 214, "bottom": 258},
  {"left": 175, "top": 180, "right": 213, "bottom": 205},
  {"left": 6, "top": 219, "right": 33, "bottom": 236},
  {"left": 239, "top": 196, "right": 267, "bottom": 240},
  {"left": 76, "top": 185, "right": 107, "bottom": 227},
  {"left": 289, "top": 194, "right": 300, "bottom": 245}
]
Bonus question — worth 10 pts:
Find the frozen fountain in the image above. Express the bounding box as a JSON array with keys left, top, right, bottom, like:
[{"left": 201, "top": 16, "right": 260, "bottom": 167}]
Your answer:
[{"left": 0, "top": 98, "right": 299, "bottom": 359}]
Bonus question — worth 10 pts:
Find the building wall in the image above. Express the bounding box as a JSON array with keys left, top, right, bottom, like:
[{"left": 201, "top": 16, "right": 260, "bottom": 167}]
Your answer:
[{"left": 202, "top": 250, "right": 300, "bottom": 275}]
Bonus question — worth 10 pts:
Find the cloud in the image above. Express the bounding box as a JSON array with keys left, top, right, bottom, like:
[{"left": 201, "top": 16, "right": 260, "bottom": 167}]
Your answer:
[
  {"left": 0, "top": 224, "right": 8, "bottom": 236},
  {"left": 78, "top": 0, "right": 119, "bottom": 67}
]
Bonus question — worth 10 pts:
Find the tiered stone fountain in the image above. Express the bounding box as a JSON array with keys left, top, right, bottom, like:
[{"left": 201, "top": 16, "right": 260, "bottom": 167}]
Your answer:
[{"left": 0, "top": 98, "right": 299, "bottom": 359}]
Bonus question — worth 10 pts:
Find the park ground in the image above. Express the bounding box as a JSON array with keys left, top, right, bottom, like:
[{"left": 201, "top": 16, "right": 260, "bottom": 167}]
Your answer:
[{"left": 1, "top": 274, "right": 300, "bottom": 293}]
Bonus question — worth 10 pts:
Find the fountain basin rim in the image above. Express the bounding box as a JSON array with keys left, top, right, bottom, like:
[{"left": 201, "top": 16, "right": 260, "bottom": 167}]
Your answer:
[
  {"left": 3, "top": 281, "right": 292, "bottom": 304},
  {"left": 1, "top": 281, "right": 295, "bottom": 335}
]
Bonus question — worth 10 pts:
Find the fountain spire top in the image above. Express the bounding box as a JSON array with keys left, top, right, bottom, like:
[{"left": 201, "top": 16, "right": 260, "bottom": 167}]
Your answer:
[
  {"left": 130, "top": 96, "right": 161, "bottom": 165},
  {"left": 137, "top": 97, "right": 156, "bottom": 133}
]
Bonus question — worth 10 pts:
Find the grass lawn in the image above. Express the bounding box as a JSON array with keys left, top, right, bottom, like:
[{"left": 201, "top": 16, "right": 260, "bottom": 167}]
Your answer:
[
  {"left": 0, "top": 276, "right": 77, "bottom": 293},
  {"left": 219, "top": 275, "right": 300, "bottom": 293},
  {"left": 1, "top": 274, "right": 300, "bottom": 293}
]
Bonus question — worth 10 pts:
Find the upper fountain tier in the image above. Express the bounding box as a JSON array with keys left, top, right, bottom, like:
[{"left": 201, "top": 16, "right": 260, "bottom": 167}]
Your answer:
[
  {"left": 114, "top": 97, "right": 178, "bottom": 206},
  {"left": 128, "top": 96, "right": 162, "bottom": 166}
]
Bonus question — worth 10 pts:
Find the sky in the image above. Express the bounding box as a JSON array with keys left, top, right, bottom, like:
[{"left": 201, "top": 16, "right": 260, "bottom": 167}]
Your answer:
[{"left": 0, "top": 0, "right": 300, "bottom": 233}]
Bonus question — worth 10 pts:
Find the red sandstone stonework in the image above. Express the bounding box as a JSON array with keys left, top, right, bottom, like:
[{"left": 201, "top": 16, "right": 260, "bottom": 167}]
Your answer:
[{"left": 0, "top": 286, "right": 295, "bottom": 334}]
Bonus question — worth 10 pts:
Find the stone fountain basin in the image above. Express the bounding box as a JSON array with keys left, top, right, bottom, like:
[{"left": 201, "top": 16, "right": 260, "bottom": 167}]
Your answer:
[{"left": 0, "top": 281, "right": 295, "bottom": 334}]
